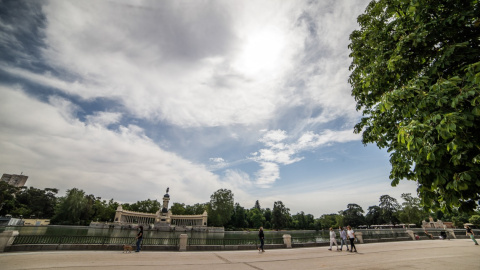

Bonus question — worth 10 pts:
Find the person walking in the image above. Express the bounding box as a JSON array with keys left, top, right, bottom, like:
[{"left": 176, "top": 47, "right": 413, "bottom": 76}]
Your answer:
[
  {"left": 465, "top": 225, "right": 479, "bottom": 245},
  {"left": 328, "top": 227, "right": 339, "bottom": 251},
  {"left": 339, "top": 226, "right": 349, "bottom": 251},
  {"left": 347, "top": 225, "right": 357, "bottom": 253},
  {"left": 258, "top": 226, "right": 265, "bottom": 252},
  {"left": 135, "top": 225, "right": 143, "bottom": 252}
]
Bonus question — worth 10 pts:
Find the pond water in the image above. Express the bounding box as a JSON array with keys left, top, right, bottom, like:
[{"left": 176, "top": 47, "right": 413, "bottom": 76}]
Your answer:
[
  {"left": 5, "top": 226, "right": 461, "bottom": 242},
  {"left": 0, "top": 226, "right": 328, "bottom": 241}
]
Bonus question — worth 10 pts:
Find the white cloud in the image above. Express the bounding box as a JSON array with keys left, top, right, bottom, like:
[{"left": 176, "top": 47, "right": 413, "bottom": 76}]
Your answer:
[
  {"left": 249, "top": 129, "right": 361, "bottom": 187},
  {"left": 208, "top": 157, "right": 229, "bottom": 171},
  {"left": 0, "top": 0, "right": 368, "bottom": 131},
  {"left": 255, "top": 162, "right": 280, "bottom": 188},
  {"left": 0, "top": 0, "right": 404, "bottom": 216},
  {"left": 86, "top": 111, "right": 122, "bottom": 127},
  {"left": 0, "top": 85, "right": 229, "bottom": 204}
]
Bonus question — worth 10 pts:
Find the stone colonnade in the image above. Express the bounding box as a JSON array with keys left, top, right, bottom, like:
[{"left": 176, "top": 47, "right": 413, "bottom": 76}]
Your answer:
[
  {"left": 171, "top": 217, "right": 204, "bottom": 226},
  {"left": 114, "top": 207, "right": 157, "bottom": 225},
  {"left": 120, "top": 215, "right": 156, "bottom": 225}
]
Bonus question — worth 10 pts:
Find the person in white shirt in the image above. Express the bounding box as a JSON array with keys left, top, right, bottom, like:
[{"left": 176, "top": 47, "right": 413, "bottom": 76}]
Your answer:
[
  {"left": 339, "top": 227, "right": 349, "bottom": 251},
  {"left": 347, "top": 225, "right": 357, "bottom": 252},
  {"left": 328, "top": 227, "right": 339, "bottom": 251}
]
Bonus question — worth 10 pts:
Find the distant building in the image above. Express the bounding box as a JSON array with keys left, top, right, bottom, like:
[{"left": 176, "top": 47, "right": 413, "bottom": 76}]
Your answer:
[
  {"left": 1, "top": 174, "right": 28, "bottom": 187},
  {"left": 23, "top": 219, "right": 50, "bottom": 226},
  {"left": 422, "top": 216, "right": 454, "bottom": 229}
]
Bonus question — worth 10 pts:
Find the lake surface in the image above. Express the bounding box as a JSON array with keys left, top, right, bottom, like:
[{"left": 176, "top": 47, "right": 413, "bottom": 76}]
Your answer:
[
  {"left": 0, "top": 226, "right": 329, "bottom": 241},
  {"left": 4, "top": 226, "right": 451, "bottom": 242}
]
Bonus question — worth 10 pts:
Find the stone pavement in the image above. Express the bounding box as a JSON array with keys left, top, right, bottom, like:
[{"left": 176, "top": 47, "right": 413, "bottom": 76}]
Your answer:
[{"left": 1, "top": 239, "right": 479, "bottom": 270}]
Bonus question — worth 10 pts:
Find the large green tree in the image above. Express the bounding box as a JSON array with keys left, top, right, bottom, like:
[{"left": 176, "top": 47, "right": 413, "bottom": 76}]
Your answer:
[
  {"left": 208, "top": 189, "right": 234, "bottom": 227},
  {"left": 365, "top": 205, "right": 384, "bottom": 226},
  {"left": 170, "top": 203, "right": 186, "bottom": 215},
  {"left": 185, "top": 203, "right": 207, "bottom": 215},
  {"left": 14, "top": 187, "right": 58, "bottom": 218},
  {"left": 349, "top": 0, "right": 480, "bottom": 212},
  {"left": 397, "top": 193, "right": 425, "bottom": 227},
  {"left": 342, "top": 203, "right": 366, "bottom": 228},
  {"left": 379, "top": 195, "right": 400, "bottom": 224},
  {"left": 231, "top": 203, "right": 248, "bottom": 228},
  {"left": 317, "top": 214, "right": 339, "bottom": 230},
  {"left": 271, "top": 201, "right": 290, "bottom": 230},
  {"left": 51, "top": 188, "right": 90, "bottom": 225},
  {"left": 0, "top": 182, "right": 19, "bottom": 216},
  {"left": 247, "top": 207, "right": 265, "bottom": 228}
]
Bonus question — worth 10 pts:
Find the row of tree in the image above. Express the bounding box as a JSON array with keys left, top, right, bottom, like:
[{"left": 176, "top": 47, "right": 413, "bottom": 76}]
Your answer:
[{"left": 2, "top": 182, "right": 479, "bottom": 229}]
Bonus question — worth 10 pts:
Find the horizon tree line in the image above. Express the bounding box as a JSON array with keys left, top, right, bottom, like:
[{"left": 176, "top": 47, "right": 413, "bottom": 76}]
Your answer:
[{"left": 1, "top": 182, "right": 479, "bottom": 229}]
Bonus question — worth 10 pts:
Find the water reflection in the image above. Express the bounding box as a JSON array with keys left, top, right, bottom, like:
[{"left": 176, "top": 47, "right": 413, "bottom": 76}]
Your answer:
[{"left": 1, "top": 226, "right": 329, "bottom": 241}]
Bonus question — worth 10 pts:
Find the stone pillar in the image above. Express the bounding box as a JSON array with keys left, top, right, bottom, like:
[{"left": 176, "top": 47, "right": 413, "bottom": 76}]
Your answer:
[
  {"left": 355, "top": 232, "right": 364, "bottom": 244},
  {"left": 406, "top": 230, "right": 416, "bottom": 240},
  {"left": 0, "top": 231, "right": 19, "bottom": 252},
  {"left": 283, "top": 234, "right": 292, "bottom": 248},
  {"left": 179, "top": 234, "right": 188, "bottom": 251}
]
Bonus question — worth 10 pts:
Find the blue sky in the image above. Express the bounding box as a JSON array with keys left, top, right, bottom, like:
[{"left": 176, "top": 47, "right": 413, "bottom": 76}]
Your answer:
[{"left": 0, "top": 0, "right": 418, "bottom": 217}]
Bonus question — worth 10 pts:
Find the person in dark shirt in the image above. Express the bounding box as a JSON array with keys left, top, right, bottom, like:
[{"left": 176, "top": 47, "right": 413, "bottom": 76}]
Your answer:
[
  {"left": 258, "top": 227, "right": 265, "bottom": 252},
  {"left": 465, "top": 225, "right": 478, "bottom": 245},
  {"left": 135, "top": 225, "right": 144, "bottom": 252}
]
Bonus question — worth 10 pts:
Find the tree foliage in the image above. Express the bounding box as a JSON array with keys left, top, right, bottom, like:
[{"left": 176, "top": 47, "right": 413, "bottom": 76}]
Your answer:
[
  {"left": 468, "top": 215, "right": 480, "bottom": 227},
  {"left": 349, "top": 0, "right": 480, "bottom": 212},
  {"left": 208, "top": 189, "right": 234, "bottom": 227},
  {"left": 248, "top": 207, "right": 265, "bottom": 228},
  {"left": 317, "top": 214, "right": 339, "bottom": 230},
  {"left": 271, "top": 201, "right": 290, "bottom": 230},
  {"left": 0, "top": 182, "right": 20, "bottom": 216},
  {"left": 170, "top": 202, "right": 186, "bottom": 215},
  {"left": 123, "top": 199, "right": 161, "bottom": 213},
  {"left": 231, "top": 203, "right": 248, "bottom": 228},
  {"left": 342, "top": 203, "right": 366, "bottom": 227},
  {"left": 365, "top": 205, "right": 384, "bottom": 225},
  {"left": 397, "top": 193, "right": 425, "bottom": 226},
  {"left": 379, "top": 195, "right": 400, "bottom": 224},
  {"left": 51, "top": 188, "right": 90, "bottom": 225}
]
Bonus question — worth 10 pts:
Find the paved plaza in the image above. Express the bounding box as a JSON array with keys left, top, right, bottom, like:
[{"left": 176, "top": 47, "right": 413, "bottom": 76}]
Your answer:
[{"left": 1, "top": 239, "right": 479, "bottom": 270}]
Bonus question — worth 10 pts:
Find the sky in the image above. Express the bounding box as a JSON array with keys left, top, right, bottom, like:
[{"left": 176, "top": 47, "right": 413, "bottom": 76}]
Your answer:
[{"left": 0, "top": 0, "right": 419, "bottom": 217}]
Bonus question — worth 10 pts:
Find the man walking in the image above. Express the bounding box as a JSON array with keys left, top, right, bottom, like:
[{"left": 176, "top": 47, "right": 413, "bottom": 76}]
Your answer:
[
  {"left": 339, "top": 226, "right": 349, "bottom": 251},
  {"left": 135, "top": 225, "right": 143, "bottom": 252}
]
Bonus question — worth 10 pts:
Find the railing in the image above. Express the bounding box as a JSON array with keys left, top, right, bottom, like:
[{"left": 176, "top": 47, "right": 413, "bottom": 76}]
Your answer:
[
  {"left": 12, "top": 235, "right": 178, "bottom": 246},
  {"left": 13, "top": 229, "right": 470, "bottom": 247},
  {"left": 291, "top": 236, "right": 326, "bottom": 244},
  {"left": 11, "top": 235, "right": 329, "bottom": 246},
  {"left": 188, "top": 237, "right": 284, "bottom": 246}
]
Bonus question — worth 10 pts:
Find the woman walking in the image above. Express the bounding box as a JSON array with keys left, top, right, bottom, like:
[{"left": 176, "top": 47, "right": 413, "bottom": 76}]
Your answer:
[
  {"left": 347, "top": 225, "right": 357, "bottom": 253},
  {"left": 258, "top": 226, "right": 265, "bottom": 252},
  {"left": 328, "top": 227, "right": 339, "bottom": 251}
]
